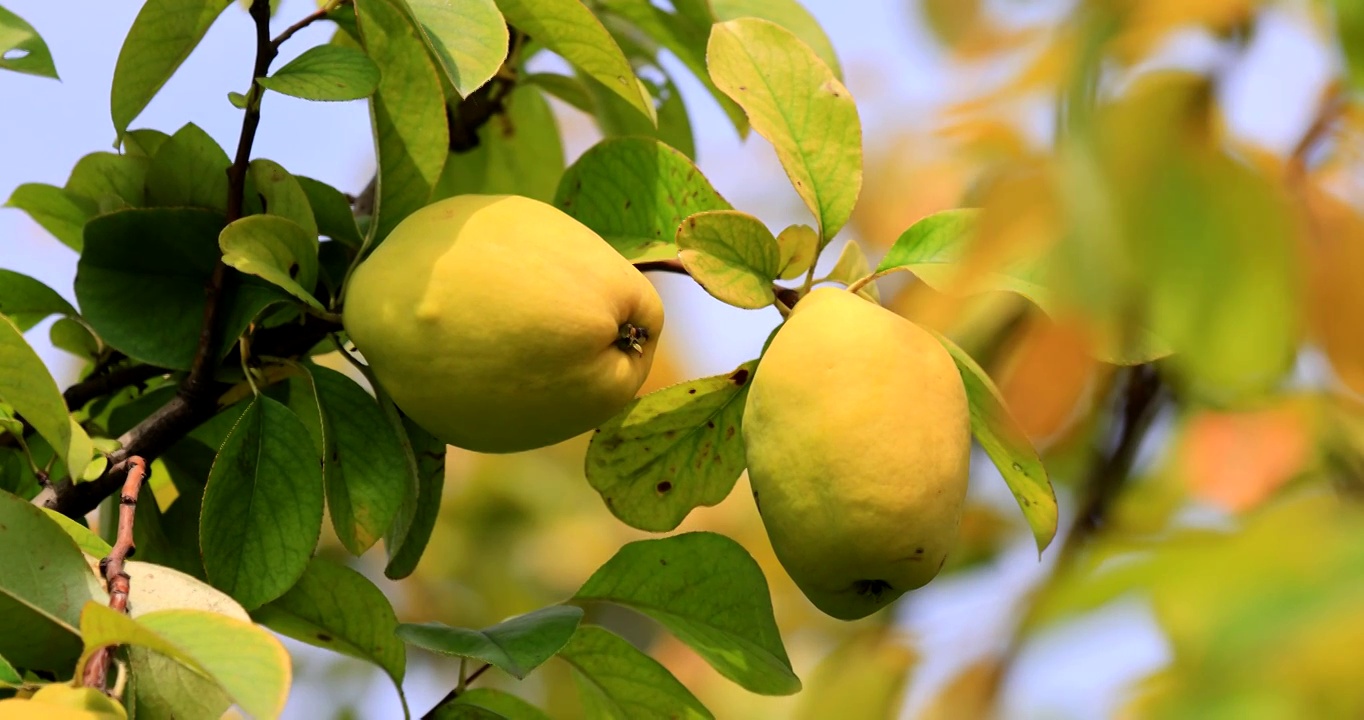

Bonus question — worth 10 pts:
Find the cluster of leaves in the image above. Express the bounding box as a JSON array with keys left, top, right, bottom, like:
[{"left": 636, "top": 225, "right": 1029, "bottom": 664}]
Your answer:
[{"left": 0, "top": 0, "right": 1077, "bottom": 717}]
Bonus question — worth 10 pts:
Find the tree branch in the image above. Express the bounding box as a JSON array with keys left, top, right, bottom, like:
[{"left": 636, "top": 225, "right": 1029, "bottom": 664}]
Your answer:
[
  {"left": 421, "top": 663, "right": 492, "bottom": 720},
  {"left": 63, "top": 364, "right": 171, "bottom": 412},
  {"left": 81, "top": 457, "right": 146, "bottom": 692}
]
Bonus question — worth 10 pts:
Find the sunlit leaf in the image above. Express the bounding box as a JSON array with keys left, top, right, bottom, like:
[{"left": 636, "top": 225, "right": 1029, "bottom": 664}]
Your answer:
[
  {"left": 825, "top": 239, "right": 879, "bottom": 302},
  {"left": 710, "top": 0, "right": 841, "bottom": 79},
  {"left": 258, "top": 44, "right": 380, "bottom": 101},
  {"left": 586, "top": 361, "right": 755, "bottom": 532},
  {"left": 66, "top": 152, "right": 148, "bottom": 211},
  {"left": 79, "top": 603, "right": 290, "bottom": 719},
  {"left": 355, "top": 0, "right": 449, "bottom": 243},
  {"left": 145, "top": 123, "right": 231, "bottom": 213},
  {"left": 495, "top": 0, "right": 652, "bottom": 122},
  {"left": 248, "top": 158, "right": 318, "bottom": 237},
  {"left": 436, "top": 84, "right": 565, "bottom": 203},
  {"left": 407, "top": 0, "right": 508, "bottom": 98},
  {"left": 676, "top": 211, "right": 780, "bottom": 309},
  {"left": 707, "top": 18, "right": 861, "bottom": 244},
  {"left": 297, "top": 175, "right": 362, "bottom": 247},
  {"left": 775, "top": 223, "right": 817, "bottom": 281},
  {"left": 43, "top": 509, "right": 112, "bottom": 557},
  {"left": 555, "top": 137, "right": 730, "bottom": 261},
  {"left": 573, "top": 532, "right": 800, "bottom": 695},
  {"left": 219, "top": 215, "right": 322, "bottom": 309}
]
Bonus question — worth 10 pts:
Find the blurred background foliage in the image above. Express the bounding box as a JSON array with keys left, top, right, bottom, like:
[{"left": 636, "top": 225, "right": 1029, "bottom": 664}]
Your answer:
[{"left": 304, "top": 0, "right": 1364, "bottom": 716}]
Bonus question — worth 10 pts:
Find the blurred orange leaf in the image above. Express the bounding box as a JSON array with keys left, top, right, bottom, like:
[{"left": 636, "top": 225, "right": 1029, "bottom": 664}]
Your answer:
[
  {"left": 1178, "top": 401, "right": 1313, "bottom": 513},
  {"left": 917, "top": 658, "right": 1002, "bottom": 720},
  {"left": 996, "top": 312, "right": 1099, "bottom": 449}
]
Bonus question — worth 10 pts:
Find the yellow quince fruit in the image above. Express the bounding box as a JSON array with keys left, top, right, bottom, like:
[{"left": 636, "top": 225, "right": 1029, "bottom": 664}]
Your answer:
[
  {"left": 344, "top": 195, "right": 664, "bottom": 453},
  {"left": 743, "top": 287, "right": 970, "bottom": 620}
]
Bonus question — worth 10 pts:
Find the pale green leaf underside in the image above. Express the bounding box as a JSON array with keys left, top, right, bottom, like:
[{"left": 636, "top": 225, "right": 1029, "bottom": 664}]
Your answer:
[
  {"left": 111, "top": 0, "right": 233, "bottom": 138},
  {"left": 559, "top": 625, "right": 713, "bottom": 720},
  {"left": 407, "top": 0, "right": 508, "bottom": 98}
]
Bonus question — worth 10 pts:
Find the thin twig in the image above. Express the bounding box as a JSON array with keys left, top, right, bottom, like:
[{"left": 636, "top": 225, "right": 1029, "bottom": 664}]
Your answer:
[
  {"left": 270, "top": 0, "right": 348, "bottom": 52},
  {"left": 421, "top": 663, "right": 492, "bottom": 720},
  {"left": 81, "top": 457, "right": 147, "bottom": 692}
]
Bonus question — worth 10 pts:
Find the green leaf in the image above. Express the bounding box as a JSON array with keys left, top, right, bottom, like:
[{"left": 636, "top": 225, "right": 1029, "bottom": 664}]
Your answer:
[
  {"left": 586, "top": 361, "right": 755, "bottom": 532},
  {"left": 435, "top": 83, "right": 565, "bottom": 203},
  {"left": 707, "top": 18, "right": 861, "bottom": 244},
  {"left": 258, "top": 44, "right": 381, "bottom": 101},
  {"left": 111, "top": 0, "right": 233, "bottom": 138},
  {"left": 356, "top": 0, "right": 449, "bottom": 244},
  {"left": 132, "top": 481, "right": 208, "bottom": 581},
  {"left": 580, "top": 68, "right": 696, "bottom": 161},
  {"left": 0, "top": 269, "right": 76, "bottom": 331},
  {"left": 219, "top": 215, "right": 323, "bottom": 309},
  {"left": 228, "top": 90, "right": 249, "bottom": 108},
  {"left": 555, "top": 137, "right": 730, "bottom": 261},
  {"left": 407, "top": 0, "right": 508, "bottom": 98},
  {"left": 41, "top": 508, "right": 113, "bottom": 556},
  {"left": 0, "top": 315, "right": 93, "bottom": 481},
  {"left": 573, "top": 532, "right": 799, "bottom": 695},
  {"left": 775, "top": 223, "right": 817, "bottom": 281},
  {"left": 79, "top": 603, "right": 290, "bottom": 719},
  {"left": 4, "top": 183, "right": 94, "bottom": 251},
  {"left": 432, "top": 688, "right": 551, "bottom": 720},
  {"left": 49, "top": 317, "right": 100, "bottom": 362},
  {"left": 710, "top": 0, "right": 841, "bottom": 79},
  {"left": 526, "top": 72, "right": 592, "bottom": 113},
  {"left": 677, "top": 210, "right": 780, "bottom": 309},
  {"left": 383, "top": 406, "right": 446, "bottom": 580},
  {"left": 826, "top": 239, "right": 879, "bottom": 302},
  {"left": 309, "top": 364, "right": 409, "bottom": 555},
  {"left": 0, "top": 5, "right": 58, "bottom": 79},
  {"left": 495, "top": 0, "right": 652, "bottom": 122},
  {"left": 76, "top": 208, "right": 288, "bottom": 370},
  {"left": 0, "top": 489, "right": 107, "bottom": 672},
  {"left": 253, "top": 556, "right": 406, "bottom": 690},
  {"left": 200, "top": 396, "right": 324, "bottom": 610},
  {"left": 297, "top": 176, "right": 363, "bottom": 247},
  {"left": 397, "top": 605, "right": 583, "bottom": 679},
  {"left": 66, "top": 151, "right": 149, "bottom": 210},
  {"left": 593, "top": 0, "right": 749, "bottom": 135},
  {"left": 249, "top": 158, "right": 319, "bottom": 237},
  {"left": 929, "top": 330, "right": 1057, "bottom": 553},
  {"left": 121, "top": 128, "right": 172, "bottom": 158},
  {"left": 559, "top": 625, "right": 713, "bottom": 720},
  {"left": 0, "top": 653, "right": 19, "bottom": 687},
  {"left": 145, "top": 122, "right": 231, "bottom": 212},
  {"left": 876, "top": 209, "right": 1052, "bottom": 306}
]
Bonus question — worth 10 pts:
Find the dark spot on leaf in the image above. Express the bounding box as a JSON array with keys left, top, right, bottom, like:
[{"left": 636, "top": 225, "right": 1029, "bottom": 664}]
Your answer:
[
  {"left": 663, "top": 430, "right": 676, "bottom": 439},
  {"left": 706, "top": 421, "right": 715, "bottom": 429},
  {"left": 656, "top": 481, "right": 672, "bottom": 493},
  {"left": 729, "top": 368, "right": 749, "bottom": 385},
  {"left": 624, "top": 199, "right": 631, "bottom": 210},
  {"left": 738, "top": 86, "right": 747, "bottom": 91},
  {"left": 605, "top": 497, "right": 614, "bottom": 508},
  {"left": 752, "top": 489, "right": 760, "bottom": 511},
  {"left": 660, "top": 558, "right": 668, "bottom": 566},
  {"left": 688, "top": 217, "right": 697, "bottom": 228},
  {"left": 688, "top": 388, "right": 697, "bottom": 394},
  {"left": 726, "top": 426, "right": 736, "bottom": 439},
  {"left": 643, "top": 446, "right": 651, "bottom": 453},
  {"left": 317, "top": 633, "right": 333, "bottom": 642},
  {"left": 594, "top": 428, "right": 601, "bottom": 433},
  {"left": 288, "top": 263, "right": 300, "bottom": 279},
  {"left": 915, "top": 547, "right": 924, "bottom": 554}
]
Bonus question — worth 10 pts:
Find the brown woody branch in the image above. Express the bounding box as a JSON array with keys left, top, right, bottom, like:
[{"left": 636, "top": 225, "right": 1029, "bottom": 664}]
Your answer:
[
  {"left": 81, "top": 457, "right": 147, "bottom": 692},
  {"left": 63, "top": 364, "right": 170, "bottom": 412}
]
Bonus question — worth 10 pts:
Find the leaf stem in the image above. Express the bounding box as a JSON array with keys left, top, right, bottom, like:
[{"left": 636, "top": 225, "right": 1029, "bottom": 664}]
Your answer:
[{"left": 421, "top": 663, "right": 492, "bottom": 720}]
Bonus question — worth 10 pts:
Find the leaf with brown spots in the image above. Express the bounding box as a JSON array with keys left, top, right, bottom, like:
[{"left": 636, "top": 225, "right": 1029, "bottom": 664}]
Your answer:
[{"left": 585, "top": 360, "right": 758, "bottom": 532}]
